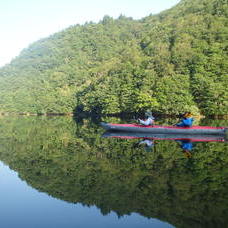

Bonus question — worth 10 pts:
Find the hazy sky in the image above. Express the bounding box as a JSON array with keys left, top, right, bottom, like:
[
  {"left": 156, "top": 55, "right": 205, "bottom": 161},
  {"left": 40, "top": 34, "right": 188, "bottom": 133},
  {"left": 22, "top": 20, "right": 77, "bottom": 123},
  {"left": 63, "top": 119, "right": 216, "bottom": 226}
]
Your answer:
[{"left": 0, "top": 0, "right": 180, "bottom": 67}]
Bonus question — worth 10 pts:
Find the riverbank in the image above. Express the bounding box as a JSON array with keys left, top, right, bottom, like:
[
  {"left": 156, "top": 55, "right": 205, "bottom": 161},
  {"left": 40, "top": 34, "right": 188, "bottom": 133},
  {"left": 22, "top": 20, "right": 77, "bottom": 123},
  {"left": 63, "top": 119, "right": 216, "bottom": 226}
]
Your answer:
[{"left": 0, "top": 111, "right": 227, "bottom": 119}]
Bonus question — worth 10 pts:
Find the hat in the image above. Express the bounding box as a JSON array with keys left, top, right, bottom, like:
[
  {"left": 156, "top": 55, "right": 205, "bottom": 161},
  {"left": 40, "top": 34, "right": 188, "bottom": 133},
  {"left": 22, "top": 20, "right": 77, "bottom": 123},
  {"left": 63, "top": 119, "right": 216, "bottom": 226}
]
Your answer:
[
  {"left": 145, "top": 111, "right": 153, "bottom": 117},
  {"left": 183, "top": 112, "right": 192, "bottom": 118}
]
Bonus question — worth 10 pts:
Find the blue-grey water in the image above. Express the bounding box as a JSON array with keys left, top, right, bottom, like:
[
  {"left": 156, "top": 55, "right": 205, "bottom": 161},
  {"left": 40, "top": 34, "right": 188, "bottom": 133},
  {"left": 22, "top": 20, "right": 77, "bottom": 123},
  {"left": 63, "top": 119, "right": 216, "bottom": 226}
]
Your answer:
[
  {"left": 0, "top": 161, "right": 173, "bottom": 228},
  {"left": 0, "top": 116, "right": 227, "bottom": 228}
]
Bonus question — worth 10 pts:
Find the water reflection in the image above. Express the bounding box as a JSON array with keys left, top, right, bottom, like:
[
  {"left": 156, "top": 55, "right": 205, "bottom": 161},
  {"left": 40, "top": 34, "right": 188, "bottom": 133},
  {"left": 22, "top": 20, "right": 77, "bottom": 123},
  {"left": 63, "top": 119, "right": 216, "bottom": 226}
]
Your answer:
[
  {"left": 102, "top": 130, "right": 226, "bottom": 158},
  {"left": 0, "top": 116, "right": 227, "bottom": 228},
  {"left": 0, "top": 161, "right": 173, "bottom": 228}
]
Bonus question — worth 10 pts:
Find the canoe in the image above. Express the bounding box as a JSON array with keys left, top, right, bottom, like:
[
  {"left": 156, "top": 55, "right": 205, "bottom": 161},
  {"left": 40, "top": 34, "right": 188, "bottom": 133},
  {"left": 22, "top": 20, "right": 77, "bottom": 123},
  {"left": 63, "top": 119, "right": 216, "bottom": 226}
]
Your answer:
[
  {"left": 102, "top": 131, "right": 226, "bottom": 142},
  {"left": 101, "top": 122, "right": 227, "bottom": 135}
]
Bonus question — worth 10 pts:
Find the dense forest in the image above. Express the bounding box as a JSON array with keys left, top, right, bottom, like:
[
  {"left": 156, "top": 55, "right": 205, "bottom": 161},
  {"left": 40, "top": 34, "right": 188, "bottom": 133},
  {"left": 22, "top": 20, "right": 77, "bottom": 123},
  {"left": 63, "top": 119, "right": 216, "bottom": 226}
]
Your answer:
[
  {"left": 0, "top": 117, "right": 227, "bottom": 228},
  {"left": 0, "top": 0, "right": 227, "bottom": 116}
]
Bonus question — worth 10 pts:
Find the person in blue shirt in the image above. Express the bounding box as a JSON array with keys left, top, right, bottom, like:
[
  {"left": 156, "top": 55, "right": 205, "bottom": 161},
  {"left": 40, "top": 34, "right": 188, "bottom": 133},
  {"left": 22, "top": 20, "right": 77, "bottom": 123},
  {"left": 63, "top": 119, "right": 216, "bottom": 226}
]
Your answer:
[
  {"left": 138, "top": 111, "right": 155, "bottom": 126},
  {"left": 176, "top": 112, "right": 194, "bottom": 127},
  {"left": 176, "top": 139, "right": 194, "bottom": 158}
]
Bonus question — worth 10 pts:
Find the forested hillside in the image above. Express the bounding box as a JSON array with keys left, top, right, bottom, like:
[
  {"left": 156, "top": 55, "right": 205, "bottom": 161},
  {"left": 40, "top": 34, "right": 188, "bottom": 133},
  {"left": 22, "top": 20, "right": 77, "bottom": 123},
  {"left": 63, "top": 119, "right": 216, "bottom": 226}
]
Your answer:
[{"left": 0, "top": 0, "right": 227, "bottom": 116}]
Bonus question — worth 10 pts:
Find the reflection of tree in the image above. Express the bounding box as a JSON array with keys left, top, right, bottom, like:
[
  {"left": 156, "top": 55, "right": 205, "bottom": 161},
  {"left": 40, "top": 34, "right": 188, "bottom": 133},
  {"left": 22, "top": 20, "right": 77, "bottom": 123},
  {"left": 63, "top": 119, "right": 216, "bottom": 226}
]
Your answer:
[{"left": 0, "top": 117, "right": 227, "bottom": 228}]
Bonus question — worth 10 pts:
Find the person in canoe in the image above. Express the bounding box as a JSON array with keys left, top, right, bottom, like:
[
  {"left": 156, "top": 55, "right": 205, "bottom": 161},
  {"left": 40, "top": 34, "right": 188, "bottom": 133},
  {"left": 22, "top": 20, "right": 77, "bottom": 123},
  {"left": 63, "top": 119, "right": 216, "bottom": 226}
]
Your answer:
[
  {"left": 176, "top": 112, "right": 194, "bottom": 127},
  {"left": 138, "top": 111, "right": 155, "bottom": 126},
  {"left": 137, "top": 138, "right": 155, "bottom": 152},
  {"left": 176, "top": 139, "right": 194, "bottom": 158}
]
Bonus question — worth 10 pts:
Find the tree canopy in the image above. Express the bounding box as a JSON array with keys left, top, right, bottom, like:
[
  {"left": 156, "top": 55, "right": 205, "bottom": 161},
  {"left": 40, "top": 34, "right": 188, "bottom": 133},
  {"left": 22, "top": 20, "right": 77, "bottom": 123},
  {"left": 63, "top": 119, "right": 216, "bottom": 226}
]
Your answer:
[{"left": 0, "top": 0, "right": 227, "bottom": 116}]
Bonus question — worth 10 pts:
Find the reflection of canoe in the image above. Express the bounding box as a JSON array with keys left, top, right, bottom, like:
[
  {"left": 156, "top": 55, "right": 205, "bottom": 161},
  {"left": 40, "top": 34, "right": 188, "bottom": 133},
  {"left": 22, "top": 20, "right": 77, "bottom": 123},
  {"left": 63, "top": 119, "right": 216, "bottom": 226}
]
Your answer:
[
  {"left": 101, "top": 122, "right": 227, "bottom": 135},
  {"left": 102, "top": 131, "right": 226, "bottom": 142}
]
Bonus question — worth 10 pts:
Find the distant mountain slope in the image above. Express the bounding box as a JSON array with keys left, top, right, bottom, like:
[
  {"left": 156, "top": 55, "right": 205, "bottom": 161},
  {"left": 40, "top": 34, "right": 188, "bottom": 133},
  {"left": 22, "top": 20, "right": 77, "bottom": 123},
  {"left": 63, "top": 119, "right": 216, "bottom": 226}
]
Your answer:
[{"left": 0, "top": 0, "right": 227, "bottom": 115}]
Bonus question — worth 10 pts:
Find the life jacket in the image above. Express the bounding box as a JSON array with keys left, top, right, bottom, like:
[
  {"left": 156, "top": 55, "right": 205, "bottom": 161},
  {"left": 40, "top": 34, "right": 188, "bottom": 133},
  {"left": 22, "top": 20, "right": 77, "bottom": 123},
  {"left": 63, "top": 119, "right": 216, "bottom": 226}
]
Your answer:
[
  {"left": 182, "top": 117, "right": 194, "bottom": 127},
  {"left": 181, "top": 141, "right": 193, "bottom": 150}
]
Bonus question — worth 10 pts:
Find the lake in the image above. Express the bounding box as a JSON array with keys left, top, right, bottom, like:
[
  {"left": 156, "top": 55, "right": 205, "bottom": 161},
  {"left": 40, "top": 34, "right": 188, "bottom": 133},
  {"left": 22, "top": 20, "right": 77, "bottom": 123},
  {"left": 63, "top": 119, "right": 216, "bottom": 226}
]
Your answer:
[{"left": 0, "top": 116, "right": 227, "bottom": 228}]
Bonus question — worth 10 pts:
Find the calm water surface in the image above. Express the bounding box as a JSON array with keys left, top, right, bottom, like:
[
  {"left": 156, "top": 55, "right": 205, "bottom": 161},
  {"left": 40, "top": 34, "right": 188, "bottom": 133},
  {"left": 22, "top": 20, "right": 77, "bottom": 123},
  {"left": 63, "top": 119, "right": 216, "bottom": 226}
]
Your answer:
[{"left": 0, "top": 116, "right": 227, "bottom": 228}]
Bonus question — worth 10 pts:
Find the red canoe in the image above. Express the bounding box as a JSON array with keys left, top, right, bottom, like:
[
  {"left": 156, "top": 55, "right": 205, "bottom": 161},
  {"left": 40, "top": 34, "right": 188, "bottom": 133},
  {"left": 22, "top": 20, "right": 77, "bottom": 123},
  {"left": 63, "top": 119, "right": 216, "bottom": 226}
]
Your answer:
[{"left": 101, "top": 122, "right": 227, "bottom": 135}]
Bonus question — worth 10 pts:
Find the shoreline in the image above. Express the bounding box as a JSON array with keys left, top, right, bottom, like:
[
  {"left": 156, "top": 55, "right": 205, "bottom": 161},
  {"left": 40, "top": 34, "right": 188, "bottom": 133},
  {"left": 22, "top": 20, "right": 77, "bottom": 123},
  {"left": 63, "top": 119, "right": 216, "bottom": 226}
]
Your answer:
[{"left": 0, "top": 112, "right": 227, "bottom": 119}]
